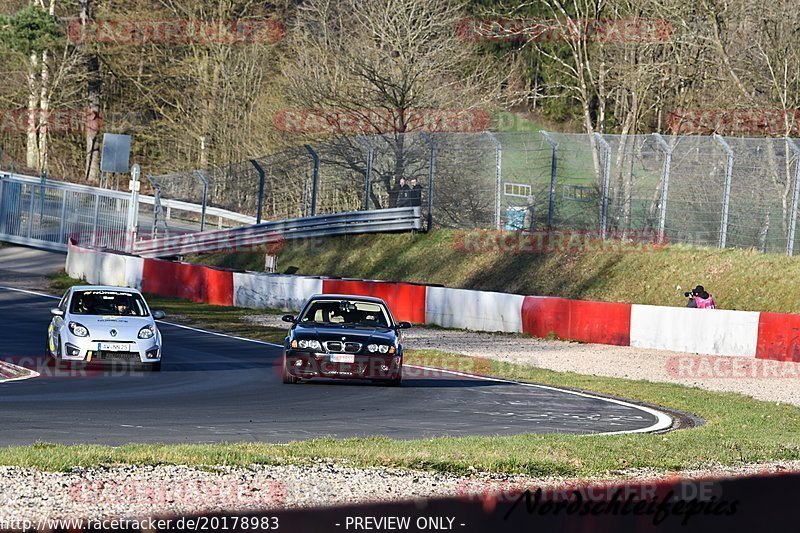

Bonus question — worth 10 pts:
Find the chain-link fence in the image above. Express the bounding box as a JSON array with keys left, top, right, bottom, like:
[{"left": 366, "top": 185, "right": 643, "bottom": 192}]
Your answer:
[{"left": 148, "top": 132, "right": 800, "bottom": 255}]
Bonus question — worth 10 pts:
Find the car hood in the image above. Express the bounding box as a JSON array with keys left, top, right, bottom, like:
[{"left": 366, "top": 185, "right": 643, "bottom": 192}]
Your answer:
[
  {"left": 293, "top": 323, "right": 396, "bottom": 344},
  {"left": 69, "top": 315, "right": 154, "bottom": 339}
]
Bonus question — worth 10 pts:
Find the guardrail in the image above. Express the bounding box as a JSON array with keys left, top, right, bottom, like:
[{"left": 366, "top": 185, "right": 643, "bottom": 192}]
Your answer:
[
  {"left": 134, "top": 206, "right": 422, "bottom": 257},
  {"left": 137, "top": 196, "right": 256, "bottom": 227}
]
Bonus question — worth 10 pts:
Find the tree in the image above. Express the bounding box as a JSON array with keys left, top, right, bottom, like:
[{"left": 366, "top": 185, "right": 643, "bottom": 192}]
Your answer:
[
  {"left": 282, "top": 0, "right": 508, "bottom": 208},
  {"left": 0, "top": 2, "right": 63, "bottom": 172},
  {"left": 79, "top": 0, "right": 102, "bottom": 184}
]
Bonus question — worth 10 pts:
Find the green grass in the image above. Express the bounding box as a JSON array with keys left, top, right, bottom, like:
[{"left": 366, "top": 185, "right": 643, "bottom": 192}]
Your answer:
[
  {"left": 193, "top": 230, "right": 800, "bottom": 314},
  {"left": 1, "top": 273, "right": 797, "bottom": 475}
]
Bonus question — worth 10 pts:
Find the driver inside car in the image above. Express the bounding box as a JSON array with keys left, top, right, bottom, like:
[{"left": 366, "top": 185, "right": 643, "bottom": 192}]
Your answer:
[{"left": 115, "top": 300, "right": 132, "bottom": 315}]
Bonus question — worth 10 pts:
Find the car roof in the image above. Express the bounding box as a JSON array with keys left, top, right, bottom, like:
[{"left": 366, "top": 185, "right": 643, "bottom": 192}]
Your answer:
[
  {"left": 69, "top": 285, "right": 143, "bottom": 294},
  {"left": 306, "top": 294, "right": 388, "bottom": 305}
]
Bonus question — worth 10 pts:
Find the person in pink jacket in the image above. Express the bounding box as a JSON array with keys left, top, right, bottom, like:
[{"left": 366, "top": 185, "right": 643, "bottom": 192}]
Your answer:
[{"left": 691, "top": 285, "right": 716, "bottom": 309}]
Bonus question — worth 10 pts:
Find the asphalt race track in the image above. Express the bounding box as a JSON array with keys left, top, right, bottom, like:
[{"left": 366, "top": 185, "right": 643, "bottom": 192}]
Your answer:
[{"left": 0, "top": 286, "right": 671, "bottom": 445}]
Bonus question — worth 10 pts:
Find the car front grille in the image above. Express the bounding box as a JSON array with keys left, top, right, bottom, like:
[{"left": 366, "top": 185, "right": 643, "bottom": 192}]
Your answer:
[
  {"left": 323, "top": 341, "right": 362, "bottom": 353},
  {"left": 97, "top": 351, "right": 140, "bottom": 362}
]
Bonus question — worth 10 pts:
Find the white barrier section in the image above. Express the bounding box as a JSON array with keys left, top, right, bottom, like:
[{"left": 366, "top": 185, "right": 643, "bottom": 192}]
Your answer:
[
  {"left": 630, "top": 305, "right": 759, "bottom": 357},
  {"left": 233, "top": 272, "right": 323, "bottom": 312},
  {"left": 425, "top": 287, "right": 524, "bottom": 333},
  {"left": 66, "top": 245, "right": 144, "bottom": 289}
]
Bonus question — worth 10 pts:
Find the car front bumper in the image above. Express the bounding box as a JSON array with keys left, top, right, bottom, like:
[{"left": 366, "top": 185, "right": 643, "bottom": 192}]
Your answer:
[
  {"left": 61, "top": 333, "right": 162, "bottom": 364},
  {"left": 284, "top": 350, "right": 402, "bottom": 380}
]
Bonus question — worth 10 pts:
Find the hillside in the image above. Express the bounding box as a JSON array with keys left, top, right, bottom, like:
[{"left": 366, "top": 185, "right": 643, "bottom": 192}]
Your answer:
[{"left": 191, "top": 230, "right": 800, "bottom": 314}]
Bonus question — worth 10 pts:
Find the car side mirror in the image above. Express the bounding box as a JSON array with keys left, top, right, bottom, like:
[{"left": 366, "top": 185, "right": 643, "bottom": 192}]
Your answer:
[
  {"left": 152, "top": 310, "right": 166, "bottom": 320},
  {"left": 396, "top": 321, "right": 412, "bottom": 330},
  {"left": 282, "top": 314, "right": 296, "bottom": 323},
  {"left": 50, "top": 308, "right": 64, "bottom": 317}
]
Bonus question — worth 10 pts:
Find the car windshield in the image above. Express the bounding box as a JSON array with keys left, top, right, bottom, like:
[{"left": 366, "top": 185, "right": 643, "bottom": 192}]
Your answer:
[
  {"left": 299, "top": 300, "right": 390, "bottom": 327},
  {"left": 69, "top": 290, "right": 149, "bottom": 317}
]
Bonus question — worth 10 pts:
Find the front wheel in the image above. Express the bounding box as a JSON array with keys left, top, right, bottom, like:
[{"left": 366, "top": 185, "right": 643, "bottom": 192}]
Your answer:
[
  {"left": 386, "top": 368, "right": 403, "bottom": 387},
  {"left": 281, "top": 356, "right": 299, "bottom": 384},
  {"left": 45, "top": 337, "right": 55, "bottom": 365},
  {"left": 47, "top": 337, "right": 65, "bottom": 369},
  {"left": 143, "top": 362, "right": 162, "bottom": 372}
]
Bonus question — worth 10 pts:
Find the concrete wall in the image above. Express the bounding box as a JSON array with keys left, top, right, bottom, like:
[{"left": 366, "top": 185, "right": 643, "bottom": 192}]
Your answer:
[
  {"left": 233, "top": 272, "right": 323, "bottom": 312},
  {"left": 65, "top": 242, "right": 800, "bottom": 362},
  {"left": 425, "top": 287, "right": 524, "bottom": 333},
  {"left": 66, "top": 242, "right": 144, "bottom": 289},
  {"left": 630, "top": 305, "right": 760, "bottom": 357}
]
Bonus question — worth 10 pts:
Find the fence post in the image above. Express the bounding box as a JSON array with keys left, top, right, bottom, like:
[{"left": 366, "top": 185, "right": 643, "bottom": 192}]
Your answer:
[
  {"left": 713, "top": 134, "right": 734, "bottom": 248},
  {"left": 484, "top": 132, "right": 502, "bottom": 230},
  {"left": 38, "top": 170, "right": 47, "bottom": 225},
  {"left": 0, "top": 177, "right": 5, "bottom": 233},
  {"left": 151, "top": 180, "right": 162, "bottom": 239},
  {"left": 652, "top": 133, "right": 673, "bottom": 244},
  {"left": 785, "top": 137, "right": 800, "bottom": 256},
  {"left": 57, "top": 188, "right": 67, "bottom": 246},
  {"left": 357, "top": 135, "right": 374, "bottom": 210},
  {"left": 540, "top": 131, "right": 558, "bottom": 229},
  {"left": 26, "top": 183, "right": 36, "bottom": 239},
  {"left": 194, "top": 170, "right": 208, "bottom": 231},
  {"left": 304, "top": 144, "right": 319, "bottom": 216},
  {"left": 91, "top": 193, "right": 100, "bottom": 246},
  {"left": 421, "top": 133, "right": 436, "bottom": 230},
  {"left": 593, "top": 133, "right": 612, "bottom": 239},
  {"left": 125, "top": 164, "right": 141, "bottom": 252},
  {"left": 250, "top": 159, "right": 266, "bottom": 224}
]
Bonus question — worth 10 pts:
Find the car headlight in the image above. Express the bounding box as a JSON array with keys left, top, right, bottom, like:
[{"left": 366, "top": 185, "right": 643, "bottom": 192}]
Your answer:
[
  {"left": 298, "top": 339, "right": 321, "bottom": 350},
  {"left": 138, "top": 325, "right": 155, "bottom": 339},
  {"left": 368, "top": 344, "right": 390, "bottom": 354},
  {"left": 68, "top": 322, "right": 89, "bottom": 337}
]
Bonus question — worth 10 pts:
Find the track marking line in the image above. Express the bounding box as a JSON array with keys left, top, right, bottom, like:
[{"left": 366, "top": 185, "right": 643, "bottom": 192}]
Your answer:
[
  {"left": 405, "top": 364, "right": 672, "bottom": 435},
  {"left": 1, "top": 285, "right": 672, "bottom": 434},
  {"left": 0, "top": 286, "right": 59, "bottom": 299},
  {"left": 0, "top": 287, "right": 53, "bottom": 383},
  {"left": 157, "top": 320, "right": 282, "bottom": 346}
]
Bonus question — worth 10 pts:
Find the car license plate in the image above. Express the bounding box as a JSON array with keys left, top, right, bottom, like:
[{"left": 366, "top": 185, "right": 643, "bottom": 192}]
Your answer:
[
  {"left": 99, "top": 342, "right": 129, "bottom": 352},
  {"left": 330, "top": 353, "right": 355, "bottom": 363}
]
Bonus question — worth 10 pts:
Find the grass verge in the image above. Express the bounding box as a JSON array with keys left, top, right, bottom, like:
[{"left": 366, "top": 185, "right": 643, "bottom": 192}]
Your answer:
[{"left": 2, "top": 273, "right": 797, "bottom": 475}]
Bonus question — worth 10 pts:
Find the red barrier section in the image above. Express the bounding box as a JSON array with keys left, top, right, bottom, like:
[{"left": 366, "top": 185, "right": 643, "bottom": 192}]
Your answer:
[
  {"left": 522, "top": 296, "right": 631, "bottom": 346},
  {"left": 321, "top": 279, "right": 426, "bottom": 323},
  {"left": 568, "top": 300, "right": 631, "bottom": 346},
  {"left": 520, "top": 296, "right": 570, "bottom": 339},
  {"left": 756, "top": 312, "right": 800, "bottom": 362},
  {"left": 142, "top": 259, "right": 234, "bottom": 306}
]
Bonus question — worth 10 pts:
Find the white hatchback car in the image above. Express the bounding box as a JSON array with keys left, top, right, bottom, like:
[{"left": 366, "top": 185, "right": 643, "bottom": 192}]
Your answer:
[{"left": 47, "top": 286, "right": 165, "bottom": 371}]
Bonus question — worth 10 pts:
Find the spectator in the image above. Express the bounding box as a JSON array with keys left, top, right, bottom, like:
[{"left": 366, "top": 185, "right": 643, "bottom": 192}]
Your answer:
[
  {"left": 409, "top": 177, "right": 423, "bottom": 207},
  {"left": 396, "top": 177, "right": 411, "bottom": 207},
  {"left": 685, "top": 285, "right": 716, "bottom": 309}
]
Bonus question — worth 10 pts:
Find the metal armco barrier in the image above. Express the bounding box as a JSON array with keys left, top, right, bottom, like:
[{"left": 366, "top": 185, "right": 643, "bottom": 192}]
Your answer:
[{"left": 133, "top": 206, "right": 423, "bottom": 257}]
